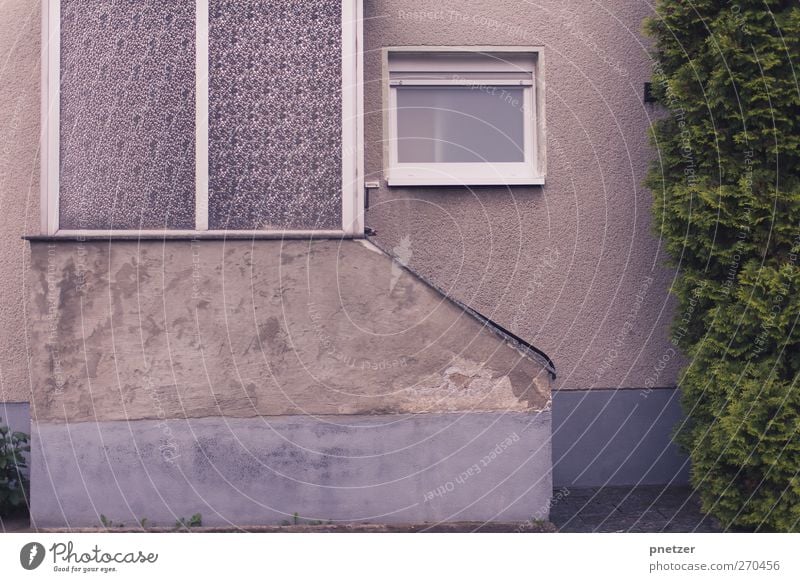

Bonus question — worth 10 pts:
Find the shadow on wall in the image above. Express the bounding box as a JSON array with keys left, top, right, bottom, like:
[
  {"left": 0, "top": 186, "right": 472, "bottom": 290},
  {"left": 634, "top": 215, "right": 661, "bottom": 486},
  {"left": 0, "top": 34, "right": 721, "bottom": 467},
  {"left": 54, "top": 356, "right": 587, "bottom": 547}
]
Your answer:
[{"left": 552, "top": 388, "right": 689, "bottom": 487}]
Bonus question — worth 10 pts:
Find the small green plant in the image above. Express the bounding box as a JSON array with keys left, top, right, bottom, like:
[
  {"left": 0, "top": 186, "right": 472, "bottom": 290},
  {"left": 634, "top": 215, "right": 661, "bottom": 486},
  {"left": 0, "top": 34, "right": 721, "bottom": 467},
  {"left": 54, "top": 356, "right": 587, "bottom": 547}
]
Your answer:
[
  {"left": 139, "top": 517, "right": 148, "bottom": 529},
  {"left": 281, "top": 512, "right": 326, "bottom": 527},
  {"left": 0, "top": 418, "right": 30, "bottom": 517},
  {"left": 174, "top": 513, "right": 202, "bottom": 530},
  {"left": 99, "top": 514, "right": 125, "bottom": 528}
]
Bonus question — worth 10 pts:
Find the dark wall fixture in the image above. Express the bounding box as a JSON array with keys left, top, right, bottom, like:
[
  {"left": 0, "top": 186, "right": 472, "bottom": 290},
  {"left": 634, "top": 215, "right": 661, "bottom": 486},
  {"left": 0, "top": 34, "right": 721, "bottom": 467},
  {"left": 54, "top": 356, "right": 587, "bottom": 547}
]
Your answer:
[{"left": 644, "top": 82, "right": 657, "bottom": 103}]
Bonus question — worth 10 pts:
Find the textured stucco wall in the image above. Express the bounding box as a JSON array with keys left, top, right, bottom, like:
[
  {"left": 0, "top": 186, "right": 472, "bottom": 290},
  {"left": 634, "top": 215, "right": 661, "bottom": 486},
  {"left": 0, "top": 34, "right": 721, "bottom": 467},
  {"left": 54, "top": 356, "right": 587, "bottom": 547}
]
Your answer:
[
  {"left": 0, "top": 0, "right": 39, "bottom": 404},
  {"left": 1, "top": 2, "right": 684, "bottom": 403},
  {"left": 363, "top": 0, "right": 683, "bottom": 390}
]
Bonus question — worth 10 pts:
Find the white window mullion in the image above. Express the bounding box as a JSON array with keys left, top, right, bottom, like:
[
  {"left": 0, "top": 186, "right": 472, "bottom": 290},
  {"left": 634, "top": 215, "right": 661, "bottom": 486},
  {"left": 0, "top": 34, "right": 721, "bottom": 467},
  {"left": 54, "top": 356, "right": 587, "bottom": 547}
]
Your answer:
[
  {"left": 341, "top": 0, "right": 363, "bottom": 236},
  {"left": 195, "top": 0, "right": 209, "bottom": 231},
  {"left": 43, "top": 0, "right": 61, "bottom": 236},
  {"left": 354, "top": 0, "right": 365, "bottom": 236}
]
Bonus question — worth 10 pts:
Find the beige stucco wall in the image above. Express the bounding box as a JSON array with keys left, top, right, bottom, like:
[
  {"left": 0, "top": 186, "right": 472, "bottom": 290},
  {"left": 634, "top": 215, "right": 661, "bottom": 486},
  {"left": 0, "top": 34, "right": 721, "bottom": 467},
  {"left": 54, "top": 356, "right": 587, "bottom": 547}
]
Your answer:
[
  {"left": 364, "top": 0, "right": 683, "bottom": 389},
  {"left": 0, "top": 0, "right": 39, "bottom": 404},
  {"left": 0, "top": 1, "right": 683, "bottom": 406}
]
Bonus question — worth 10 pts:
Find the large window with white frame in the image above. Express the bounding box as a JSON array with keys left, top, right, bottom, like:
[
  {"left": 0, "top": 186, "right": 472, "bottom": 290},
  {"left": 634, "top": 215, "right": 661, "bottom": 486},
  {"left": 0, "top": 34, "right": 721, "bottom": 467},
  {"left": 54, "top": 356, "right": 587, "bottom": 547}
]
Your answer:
[
  {"left": 41, "top": 0, "right": 363, "bottom": 237},
  {"left": 385, "top": 48, "right": 546, "bottom": 187}
]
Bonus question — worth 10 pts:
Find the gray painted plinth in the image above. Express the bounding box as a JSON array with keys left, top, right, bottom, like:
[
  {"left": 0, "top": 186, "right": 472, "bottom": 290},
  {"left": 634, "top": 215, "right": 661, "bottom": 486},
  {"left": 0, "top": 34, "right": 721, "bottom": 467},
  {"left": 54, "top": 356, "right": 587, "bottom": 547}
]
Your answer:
[
  {"left": 31, "top": 412, "right": 551, "bottom": 528},
  {"left": 552, "top": 388, "right": 689, "bottom": 487}
]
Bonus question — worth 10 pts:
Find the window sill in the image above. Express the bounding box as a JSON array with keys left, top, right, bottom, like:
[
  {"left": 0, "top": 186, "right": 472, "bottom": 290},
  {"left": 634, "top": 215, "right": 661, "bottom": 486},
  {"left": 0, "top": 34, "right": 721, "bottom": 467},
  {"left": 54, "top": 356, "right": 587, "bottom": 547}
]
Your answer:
[
  {"left": 387, "top": 163, "right": 545, "bottom": 187},
  {"left": 24, "top": 230, "right": 362, "bottom": 242}
]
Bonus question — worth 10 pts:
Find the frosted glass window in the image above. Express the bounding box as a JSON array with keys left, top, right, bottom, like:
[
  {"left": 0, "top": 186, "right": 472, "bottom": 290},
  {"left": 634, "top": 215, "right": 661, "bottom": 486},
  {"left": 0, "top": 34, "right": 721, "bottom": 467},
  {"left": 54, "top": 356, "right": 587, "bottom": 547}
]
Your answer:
[
  {"left": 396, "top": 87, "right": 525, "bottom": 164},
  {"left": 208, "top": 0, "right": 343, "bottom": 231},
  {"left": 59, "top": 0, "right": 196, "bottom": 230},
  {"left": 46, "top": 1, "right": 360, "bottom": 235}
]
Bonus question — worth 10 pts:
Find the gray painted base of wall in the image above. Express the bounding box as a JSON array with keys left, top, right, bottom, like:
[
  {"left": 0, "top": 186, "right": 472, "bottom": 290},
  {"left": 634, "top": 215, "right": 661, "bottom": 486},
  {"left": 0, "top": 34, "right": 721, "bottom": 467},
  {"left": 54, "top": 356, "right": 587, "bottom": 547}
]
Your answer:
[
  {"left": 552, "top": 388, "right": 689, "bottom": 487},
  {"left": 31, "top": 412, "right": 551, "bottom": 528},
  {"left": 13, "top": 388, "right": 692, "bottom": 520}
]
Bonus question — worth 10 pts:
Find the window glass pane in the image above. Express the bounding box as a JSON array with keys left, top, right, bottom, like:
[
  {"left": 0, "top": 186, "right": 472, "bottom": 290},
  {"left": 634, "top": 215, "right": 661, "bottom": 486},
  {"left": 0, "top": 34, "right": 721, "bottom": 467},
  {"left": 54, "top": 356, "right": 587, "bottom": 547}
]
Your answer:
[
  {"left": 208, "top": 0, "right": 343, "bottom": 231},
  {"left": 396, "top": 86, "right": 525, "bottom": 164},
  {"left": 59, "top": 0, "right": 196, "bottom": 230}
]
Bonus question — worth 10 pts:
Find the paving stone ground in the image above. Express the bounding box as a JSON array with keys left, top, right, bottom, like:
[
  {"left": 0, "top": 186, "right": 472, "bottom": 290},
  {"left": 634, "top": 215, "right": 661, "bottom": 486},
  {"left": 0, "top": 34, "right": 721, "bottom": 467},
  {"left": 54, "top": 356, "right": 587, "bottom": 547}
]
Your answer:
[
  {"left": 0, "top": 514, "right": 29, "bottom": 533},
  {"left": 550, "top": 485, "right": 722, "bottom": 532},
  {"left": 3, "top": 486, "right": 721, "bottom": 533},
  {"left": 0, "top": 518, "right": 553, "bottom": 533}
]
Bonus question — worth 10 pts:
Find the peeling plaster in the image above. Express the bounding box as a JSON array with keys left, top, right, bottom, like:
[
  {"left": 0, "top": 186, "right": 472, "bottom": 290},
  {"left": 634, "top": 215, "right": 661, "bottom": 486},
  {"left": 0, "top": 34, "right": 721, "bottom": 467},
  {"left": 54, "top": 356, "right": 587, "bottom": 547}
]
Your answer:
[{"left": 29, "top": 240, "right": 551, "bottom": 423}]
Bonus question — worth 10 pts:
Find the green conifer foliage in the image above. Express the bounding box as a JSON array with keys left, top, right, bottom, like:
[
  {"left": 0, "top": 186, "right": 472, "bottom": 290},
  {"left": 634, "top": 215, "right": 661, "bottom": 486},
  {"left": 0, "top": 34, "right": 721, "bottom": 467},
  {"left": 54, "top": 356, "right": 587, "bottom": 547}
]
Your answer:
[{"left": 644, "top": 0, "right": 800, "bottom": 531}]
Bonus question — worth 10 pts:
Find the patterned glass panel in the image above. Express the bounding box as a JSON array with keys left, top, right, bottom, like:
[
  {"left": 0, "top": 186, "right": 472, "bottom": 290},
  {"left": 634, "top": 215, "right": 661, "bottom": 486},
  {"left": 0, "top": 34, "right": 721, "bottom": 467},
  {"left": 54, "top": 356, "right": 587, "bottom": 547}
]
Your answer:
[
  {"left": 209, "top": 0, "right": 343, "bottom": 230},
  {"left": 59, "top": 0, "right": 195, "bottom": 230}
]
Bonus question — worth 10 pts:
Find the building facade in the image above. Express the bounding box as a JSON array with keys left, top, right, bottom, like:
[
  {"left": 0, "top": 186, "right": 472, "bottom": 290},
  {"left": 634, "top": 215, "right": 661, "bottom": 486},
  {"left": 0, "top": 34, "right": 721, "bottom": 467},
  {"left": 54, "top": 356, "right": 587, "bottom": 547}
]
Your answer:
[{"left": 1, "top": 0, "right": 686, "bottom": 528}]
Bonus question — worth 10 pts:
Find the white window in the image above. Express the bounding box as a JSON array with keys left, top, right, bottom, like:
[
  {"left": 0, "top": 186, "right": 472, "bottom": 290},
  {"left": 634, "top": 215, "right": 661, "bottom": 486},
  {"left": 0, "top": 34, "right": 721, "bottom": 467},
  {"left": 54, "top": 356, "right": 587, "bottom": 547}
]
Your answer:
[{"left": 385, "top": 48, "right": 546, "bottom": 187}]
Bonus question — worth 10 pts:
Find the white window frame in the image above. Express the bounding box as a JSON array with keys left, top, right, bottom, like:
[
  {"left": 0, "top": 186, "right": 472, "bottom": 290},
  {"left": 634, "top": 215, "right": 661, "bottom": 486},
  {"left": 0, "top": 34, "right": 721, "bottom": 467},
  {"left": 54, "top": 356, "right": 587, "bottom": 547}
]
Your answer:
[
  {"left": 40, "top": 0, "right": 364, "bottom": 238},
  {"left": 384, "top": 47, "right": 546, "bottom": 187}
]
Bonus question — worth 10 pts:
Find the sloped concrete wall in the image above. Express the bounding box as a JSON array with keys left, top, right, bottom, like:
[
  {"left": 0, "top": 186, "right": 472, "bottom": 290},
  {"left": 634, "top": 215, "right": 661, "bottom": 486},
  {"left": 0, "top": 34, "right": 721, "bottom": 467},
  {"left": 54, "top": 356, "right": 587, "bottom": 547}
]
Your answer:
[
  {"left": 28, "top": 240, "right": 550, "bottom": 422},
  {"left": 27, "top": 239, "right": 552, "bottom": 527}
]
